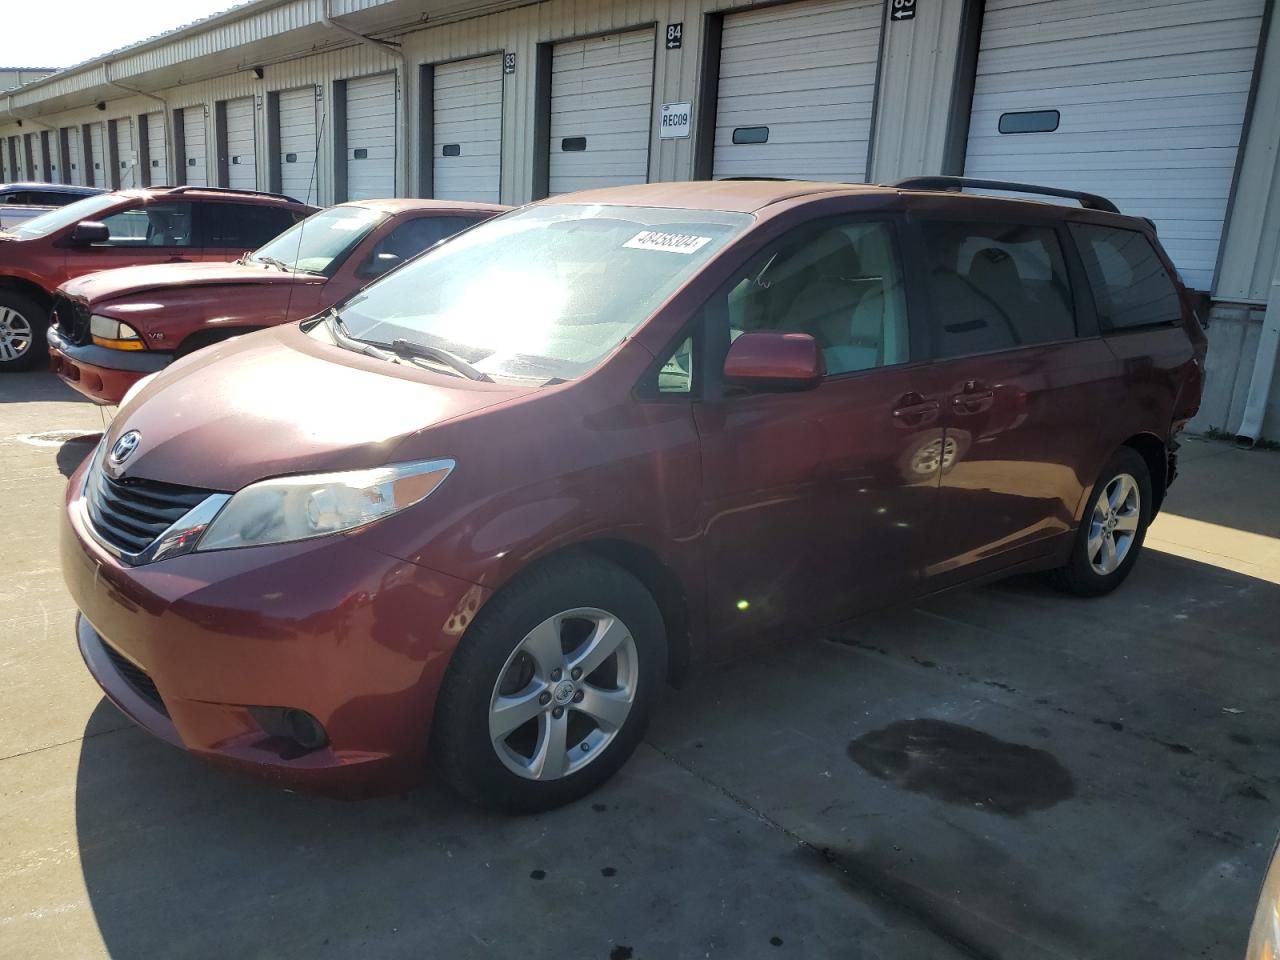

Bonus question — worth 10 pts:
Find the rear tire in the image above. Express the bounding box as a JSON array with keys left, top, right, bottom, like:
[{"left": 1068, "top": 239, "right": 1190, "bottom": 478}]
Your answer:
[
  {"left": 1047, "top": 447, "right": 1152, "bottom": 597},
  {"left": 0, "top": 290, "right": 47, "bottom": 373},
  {"left": 432, "top": 556, "right": 666, "bottom": 813}
]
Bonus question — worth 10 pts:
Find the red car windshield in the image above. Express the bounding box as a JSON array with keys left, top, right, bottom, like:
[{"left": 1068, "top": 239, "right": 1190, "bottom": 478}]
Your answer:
[
  {"left": 251, "top": 204, "right": 386, "bottom": 276},
  {"left": 331, "top": 203, "right": 752, "bottom": 384}
]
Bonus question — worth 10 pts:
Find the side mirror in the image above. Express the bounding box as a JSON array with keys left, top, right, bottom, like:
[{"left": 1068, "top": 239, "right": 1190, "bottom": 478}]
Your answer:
[
  {"left": 357, "top": 251, "right": 403, "bottom": 279},
  {"left": 69, "top": 221, "right": 110, "bottom": 245},
  {"left": 723, "top": 330, "right": 825, "bottom": 392}
]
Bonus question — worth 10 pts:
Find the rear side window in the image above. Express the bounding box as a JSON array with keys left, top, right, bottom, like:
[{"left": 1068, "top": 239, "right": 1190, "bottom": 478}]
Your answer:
[
  {"left": 205, "top": 203, "right": 300, "bottom": 249},
  {"left": 920, "top": 220, "right": 1075, "bottom": 358},
  {"left": 1069, "top": 223, "right": 1182, "bottom": 330}
]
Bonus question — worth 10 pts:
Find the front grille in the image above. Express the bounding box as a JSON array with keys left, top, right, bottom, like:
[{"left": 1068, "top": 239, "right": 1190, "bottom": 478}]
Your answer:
[
  {"left": 52, "top": 293, "right": 92, "bottom": 346},
  {"left": 101, "top": 641, "right": 168, "bottom": 716},
  {"left": 85, "top": 467, "right": 215, "bottom": 558}
]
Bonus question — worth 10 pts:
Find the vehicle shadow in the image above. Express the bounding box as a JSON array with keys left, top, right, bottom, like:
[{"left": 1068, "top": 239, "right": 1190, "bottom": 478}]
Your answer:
[
  {"left": 0, "top": 369, "right": 90, "bottom": 405},
  {"left": 71, "top": 548, "right": 1280, "bottom": 959},
  {"left": 56, "top": 435, "right": 100, "bottom": 477}
]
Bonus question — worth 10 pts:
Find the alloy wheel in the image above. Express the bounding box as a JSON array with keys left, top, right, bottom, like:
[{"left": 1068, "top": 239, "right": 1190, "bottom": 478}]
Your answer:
[
  {"left": 1088, "top": 472, "right": 1141, "bottom": 576},
  {"left": 0, "top": 307, "right": 33, "bottom": 363},
  {"left": 488, "top": 607, "right": 638, "bottom": 781}
]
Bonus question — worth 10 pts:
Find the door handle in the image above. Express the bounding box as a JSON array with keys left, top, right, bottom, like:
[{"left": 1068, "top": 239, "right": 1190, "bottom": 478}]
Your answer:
[
  {"left": 892, "top": 393, "right": 940, "bottom": 427},
  {"left": 951, "top": 388, "right": 994, "bottom": 415}
]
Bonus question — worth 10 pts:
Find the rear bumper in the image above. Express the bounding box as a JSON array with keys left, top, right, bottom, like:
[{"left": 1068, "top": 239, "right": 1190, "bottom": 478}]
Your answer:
[
  {"left": 62, "top": 459, "right": 490, "bottom": 797},
  {"left": 47, "top": 326, "right": 170, "bottom": 405}
]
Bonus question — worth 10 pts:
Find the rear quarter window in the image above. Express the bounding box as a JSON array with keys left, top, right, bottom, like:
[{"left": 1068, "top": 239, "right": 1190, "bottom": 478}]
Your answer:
[{"left": 1068, "top": 223, "right": 1182, "bottom": 331}]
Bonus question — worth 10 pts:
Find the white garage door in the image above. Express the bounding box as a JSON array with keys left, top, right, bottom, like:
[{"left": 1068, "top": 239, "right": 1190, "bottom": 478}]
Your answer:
[
  {"left": 278, "top": 86, "right": 319, "bottom": 205},
  {"left": 964, "top": 0, "right": 1266, "bottom": 292},
  {"left": 113, "top": 118, "right": 137, "bottom": 189},
  {"left": 26, "top": 133, "right": 43, "bottom": 181},
  {"left": 89, "top": 123, "right": 106, "bottom": 187},
  {"left": 47, "top": 132, "right": 64, "bottom": 183},
  {"left": 433, "top": 55, "right": 503, "bottom": 203},
  {"left": 713, "top": 0, "right": 882, "bottom": 182},
  {"left": 65, "top": 128, "right": 83, "bottom": 185},
  {"left": 346, "top": 73, "right": 397, "bottom": 200},
  {"left": 145, "top": 112, "right": 167, "bottom": 186},
  {"left": 182, "top": 107, "right": 208, "bottom": 187},
  {"left": 224, "top": 97, "right": 257, "bottom": 191},
  {"left": 549, "top": 30, "right": 655, "bottom": 195}
]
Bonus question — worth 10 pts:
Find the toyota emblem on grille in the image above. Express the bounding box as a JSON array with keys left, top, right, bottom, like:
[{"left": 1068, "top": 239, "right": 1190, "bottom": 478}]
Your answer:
[{"left": 108, "top": 430, "right": 142, "bottom": 466}]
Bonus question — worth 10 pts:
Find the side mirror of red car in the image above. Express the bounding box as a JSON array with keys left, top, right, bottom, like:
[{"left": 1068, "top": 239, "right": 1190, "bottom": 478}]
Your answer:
[
  {"left": 69, "top": 221, "right": 110, "bottom": 245},
  {"left": 723, "top": 330, "right": 825, "bottom": 392}
]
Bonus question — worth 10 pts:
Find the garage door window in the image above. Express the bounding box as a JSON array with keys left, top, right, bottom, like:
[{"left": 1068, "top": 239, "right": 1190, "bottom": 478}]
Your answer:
[
  {"left": 920, "top": 220, "right": 1075, "bottom": 358},
  {"left": 1069, "top": 223, "right": 1182, "bottom": 332},
  {"left": 998, "top": 110, "right": 1059, "bottom": 134}
]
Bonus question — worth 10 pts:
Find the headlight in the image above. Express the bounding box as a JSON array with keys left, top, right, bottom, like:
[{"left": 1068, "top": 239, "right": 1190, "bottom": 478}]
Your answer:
[
  {"left": 90, "top": 315, "right": 144, "bottom": 351},
  {"left": 1247, "top": 837, "right": 1280, "bottom": 959},
  {"left": 197, "top": 459, "right": 454, "bottom": 551}
]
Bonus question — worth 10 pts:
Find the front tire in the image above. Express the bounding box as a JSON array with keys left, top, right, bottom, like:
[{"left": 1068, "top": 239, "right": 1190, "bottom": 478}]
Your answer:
[
  {"left": 0, "top": 290, "right": 46, "bottom": 373},
  {"left": 432, "top": 556, "right": 666, "bottom": 812},
  {"left": 1048, "top": 447, "right": 1152, "bottom": 597}
]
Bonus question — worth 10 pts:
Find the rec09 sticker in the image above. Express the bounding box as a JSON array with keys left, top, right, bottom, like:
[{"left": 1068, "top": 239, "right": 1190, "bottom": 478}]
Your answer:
[{"left": 624, "top": 231, "right": 712, "bottom": 254}]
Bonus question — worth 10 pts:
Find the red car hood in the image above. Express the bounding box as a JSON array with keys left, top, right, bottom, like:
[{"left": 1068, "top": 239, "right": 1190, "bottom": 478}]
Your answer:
[
  {"left": 63, "top": 260, "right": 308, "bottom": 304},
  {"left": 103, "top": 323, "right": 533, "bottom": 492}
]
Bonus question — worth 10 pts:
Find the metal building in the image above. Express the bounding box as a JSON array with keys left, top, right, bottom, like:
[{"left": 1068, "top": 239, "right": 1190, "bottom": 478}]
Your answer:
[{"left": 0, "top": 0, "right": 1276, "bottom": 439}]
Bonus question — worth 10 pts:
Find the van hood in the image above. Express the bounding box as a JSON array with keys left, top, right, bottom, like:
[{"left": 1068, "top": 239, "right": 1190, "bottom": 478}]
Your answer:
[
  {"left": 103, "top": 322, "right": 532, "bottom": 492},
  {"left": 63, "top": 260, "right": 314, "bottom": 305}
]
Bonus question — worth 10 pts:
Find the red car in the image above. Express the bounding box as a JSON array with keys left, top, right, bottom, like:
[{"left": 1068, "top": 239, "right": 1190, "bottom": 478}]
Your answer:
[
  {"left": 61, "top": 178, "right": 1205, "bottom": 810},
  {"left": 0, "top": 186, "right": 315, "bottom": 372},
  {"left": 47, "top": 199, "right": 507, "bottom": 404}
]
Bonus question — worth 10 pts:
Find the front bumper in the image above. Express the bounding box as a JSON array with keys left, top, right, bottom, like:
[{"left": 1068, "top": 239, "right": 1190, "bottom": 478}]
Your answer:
[
  {"left": 47, "top": 326, "right": 170, "bottom": 405},
  {"left": 62, "top": 460, "right": 489, "bottom": 797}
]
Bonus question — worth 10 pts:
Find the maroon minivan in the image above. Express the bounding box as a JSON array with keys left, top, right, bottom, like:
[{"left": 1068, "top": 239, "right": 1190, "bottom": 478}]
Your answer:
[{"left": 60, "top": 177, "right": 1205, "bottom": 811}]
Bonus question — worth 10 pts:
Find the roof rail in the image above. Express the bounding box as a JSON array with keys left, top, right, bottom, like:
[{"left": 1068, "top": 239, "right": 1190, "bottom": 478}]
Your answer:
[
  {"left": 162, "top": 185, "right": 304, "bottom": 204},
  {"left": 894, "top": 176, "right": 1120, "bottom": 214}
]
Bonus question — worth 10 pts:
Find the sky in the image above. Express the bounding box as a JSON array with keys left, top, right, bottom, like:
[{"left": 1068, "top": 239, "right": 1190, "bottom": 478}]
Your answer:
[{"left": 1, "top": 0, "right": 245, "bottom": 70}]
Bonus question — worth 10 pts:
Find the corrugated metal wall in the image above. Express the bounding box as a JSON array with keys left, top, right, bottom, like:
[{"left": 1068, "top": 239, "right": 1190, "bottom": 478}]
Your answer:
[{"left": 0, "top": 0, "right": 1269, "bottom": 314}]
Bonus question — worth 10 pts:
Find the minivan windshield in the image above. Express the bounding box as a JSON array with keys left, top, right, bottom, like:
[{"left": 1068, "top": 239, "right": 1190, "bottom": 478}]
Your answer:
[
  {"left": 329, "top": 204, "right": 752, "bottom": 383},
  {"left": 10, "top": 193, "right": 122, "bottom": 239},
  {"left": 251, "top": 204, "right": 386, "bottom": 275}
]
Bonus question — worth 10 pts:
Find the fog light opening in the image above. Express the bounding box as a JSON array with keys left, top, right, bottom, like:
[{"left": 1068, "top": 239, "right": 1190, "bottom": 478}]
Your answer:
[
  {"left": 285, "top": 708, "right": 328, "bottom": 750},
  {"left": 249, "top": 706, "right": 330, "bottom": 752}
]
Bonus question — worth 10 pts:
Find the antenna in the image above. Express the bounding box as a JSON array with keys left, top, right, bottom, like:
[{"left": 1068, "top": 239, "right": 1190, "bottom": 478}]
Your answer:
[{"left": 281, "top": 96, "right": 326, "bottom": 327}]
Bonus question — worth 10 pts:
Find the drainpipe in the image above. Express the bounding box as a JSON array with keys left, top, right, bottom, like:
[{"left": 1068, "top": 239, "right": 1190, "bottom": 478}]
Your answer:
[
  {"left": 322, "top": 0, "right": 409, "bottom": 197},
  {"left": 1235, "top": 248, "right": 1280, "bottom": 446},
  {"left": 103, "top": 60, "right": 175, "bottom": 186}
]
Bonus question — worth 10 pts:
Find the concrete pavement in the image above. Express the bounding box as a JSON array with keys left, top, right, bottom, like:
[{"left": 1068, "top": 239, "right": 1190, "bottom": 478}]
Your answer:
[{"left": 2, "top": 369, "right": 1278, "bottom": 959}]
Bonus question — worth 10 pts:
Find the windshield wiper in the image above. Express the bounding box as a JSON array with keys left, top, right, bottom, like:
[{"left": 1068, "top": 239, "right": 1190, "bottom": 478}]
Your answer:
[
  {"left": 323, "top": 309, "right": 398, "bottom": 362},
  {"left": 322, "top": 310, "right": 492, "bottom": 382},
  {"left": 390, "top": 338, "right": 493, "bottom": 383},
  {"left": 254, "top": 255, "right": 293, "bottom": 272}
]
